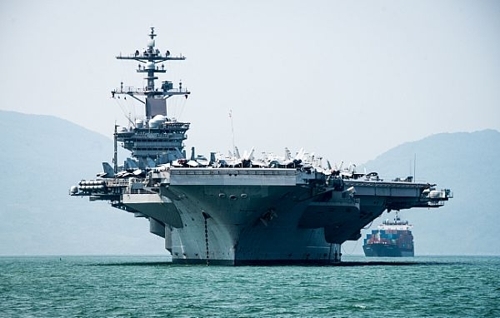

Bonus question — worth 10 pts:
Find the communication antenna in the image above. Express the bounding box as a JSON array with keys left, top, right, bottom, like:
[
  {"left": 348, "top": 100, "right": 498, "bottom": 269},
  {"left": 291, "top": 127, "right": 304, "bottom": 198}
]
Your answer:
[
  {"left": 413, "top": 153, "right": 417, "bottom": 182},
  {"left": 229, "top": 109, "right": 235, "bottom": 153},
  {"left": 113, "top": 122, "right": 118, "bottom": 173}
]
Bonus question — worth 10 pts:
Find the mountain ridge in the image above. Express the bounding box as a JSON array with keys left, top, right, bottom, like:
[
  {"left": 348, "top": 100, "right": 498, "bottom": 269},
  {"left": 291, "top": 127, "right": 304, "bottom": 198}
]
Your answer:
[
  {"left": 0, "top": 110, "right": 165, "bottom": 256},
  {"left": 353, "top": 128, "right": 500, "bottom": 256}
]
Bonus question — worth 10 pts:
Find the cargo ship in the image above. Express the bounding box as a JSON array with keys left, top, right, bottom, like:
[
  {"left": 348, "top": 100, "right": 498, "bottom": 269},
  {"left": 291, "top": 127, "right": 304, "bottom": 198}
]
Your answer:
[
  {"left": 69, "top": 27, "right": 452, "bottom": 265},
  {"left": 363, "top": 213, "right": 414, "bottom": 257}
]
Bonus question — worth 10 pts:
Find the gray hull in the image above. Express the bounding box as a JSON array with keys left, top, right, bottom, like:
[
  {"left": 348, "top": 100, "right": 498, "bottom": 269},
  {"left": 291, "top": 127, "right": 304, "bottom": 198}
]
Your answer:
[{"left": 113, "top": 168, "right": 448, "bottom": 264}]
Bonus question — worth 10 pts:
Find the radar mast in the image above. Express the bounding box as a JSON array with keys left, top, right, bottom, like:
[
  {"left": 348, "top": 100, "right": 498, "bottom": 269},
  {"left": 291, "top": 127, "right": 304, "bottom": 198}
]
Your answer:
[
  {"left": 112, "top": 26, "right": 190, "bottom": 118},
  {"left": 111, "top": 27, "right": 191, "bottom": 167}
]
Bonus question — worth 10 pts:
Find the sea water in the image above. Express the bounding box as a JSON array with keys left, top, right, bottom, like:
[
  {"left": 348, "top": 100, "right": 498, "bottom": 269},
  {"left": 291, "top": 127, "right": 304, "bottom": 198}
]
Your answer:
[{"left": 0, "top": 255, "right": 498, "bottom": 317}]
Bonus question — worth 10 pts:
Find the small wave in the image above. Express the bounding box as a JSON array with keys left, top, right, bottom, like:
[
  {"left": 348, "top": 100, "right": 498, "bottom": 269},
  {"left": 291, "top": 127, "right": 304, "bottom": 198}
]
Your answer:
[{"left": 353, "top": 304, "right": 367, "bottom": 310}]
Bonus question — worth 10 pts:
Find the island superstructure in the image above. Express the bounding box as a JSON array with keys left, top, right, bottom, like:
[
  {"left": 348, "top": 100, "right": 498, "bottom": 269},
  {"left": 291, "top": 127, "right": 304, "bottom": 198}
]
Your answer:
[{"left": 70, "top": 27, "right": 452, "bottom": 265}]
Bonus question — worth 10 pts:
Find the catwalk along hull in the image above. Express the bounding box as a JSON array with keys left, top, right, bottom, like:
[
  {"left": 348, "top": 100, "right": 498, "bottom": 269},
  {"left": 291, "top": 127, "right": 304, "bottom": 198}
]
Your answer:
[
  {"left": 69, "top": 27, "right": 452, "bottom": 265},
  {"left": 123, "top": 168, "right": 350, "bottom": 264}
]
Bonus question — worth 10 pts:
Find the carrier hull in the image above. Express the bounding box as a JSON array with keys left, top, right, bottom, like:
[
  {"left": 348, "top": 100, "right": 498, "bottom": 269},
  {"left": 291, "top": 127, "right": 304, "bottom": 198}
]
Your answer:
[{"left": 108, "top": 168, "right": 446, "bottom": 264}]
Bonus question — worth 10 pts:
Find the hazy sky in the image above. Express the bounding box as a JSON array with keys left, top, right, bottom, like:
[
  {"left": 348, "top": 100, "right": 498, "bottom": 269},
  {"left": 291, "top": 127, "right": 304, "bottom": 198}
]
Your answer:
[{"left": 1, "top": 0, "right": 499, "bottom": 164}]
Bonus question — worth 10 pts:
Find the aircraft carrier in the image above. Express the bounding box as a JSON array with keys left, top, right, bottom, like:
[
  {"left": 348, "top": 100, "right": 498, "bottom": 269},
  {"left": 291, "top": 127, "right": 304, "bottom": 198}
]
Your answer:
[{"left": 70, "top": 27, "right": 452, "bottom": 265}]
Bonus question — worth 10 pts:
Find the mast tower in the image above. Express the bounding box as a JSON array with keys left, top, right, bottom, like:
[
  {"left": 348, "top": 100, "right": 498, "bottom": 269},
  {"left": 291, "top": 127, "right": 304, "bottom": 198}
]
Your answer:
[{"left": 111, "top": 27, "right": 191, "bottom": 167}]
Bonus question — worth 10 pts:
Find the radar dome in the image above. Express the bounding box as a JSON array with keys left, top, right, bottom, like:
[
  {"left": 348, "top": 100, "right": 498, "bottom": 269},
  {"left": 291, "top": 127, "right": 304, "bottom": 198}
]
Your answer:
[{"left": 149, "top": 115, "right": 167, "bottom": 128}]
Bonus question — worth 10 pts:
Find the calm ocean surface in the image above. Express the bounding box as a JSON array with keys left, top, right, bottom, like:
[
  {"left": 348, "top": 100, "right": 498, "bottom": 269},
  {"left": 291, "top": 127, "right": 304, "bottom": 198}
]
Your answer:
[{"left": 1, "top": 255, "right": 498, "bottom": 317}]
